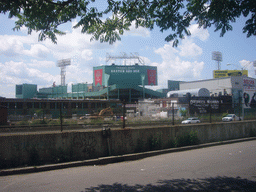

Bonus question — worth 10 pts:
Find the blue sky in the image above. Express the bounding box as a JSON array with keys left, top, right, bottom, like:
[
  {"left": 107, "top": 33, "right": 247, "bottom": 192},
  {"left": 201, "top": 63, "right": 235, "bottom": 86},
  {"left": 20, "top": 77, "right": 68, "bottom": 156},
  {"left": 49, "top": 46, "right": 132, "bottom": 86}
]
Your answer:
[{"left": 0, "top": 11, "right": 256, "bottom": 98}]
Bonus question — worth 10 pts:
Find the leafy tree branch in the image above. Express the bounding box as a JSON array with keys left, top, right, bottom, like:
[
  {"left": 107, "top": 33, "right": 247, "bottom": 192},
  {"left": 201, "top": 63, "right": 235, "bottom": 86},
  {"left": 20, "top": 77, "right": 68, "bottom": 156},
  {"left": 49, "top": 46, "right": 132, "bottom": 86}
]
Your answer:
[{"left": 0, "top": 0, "right": 255, "bottom": 46}]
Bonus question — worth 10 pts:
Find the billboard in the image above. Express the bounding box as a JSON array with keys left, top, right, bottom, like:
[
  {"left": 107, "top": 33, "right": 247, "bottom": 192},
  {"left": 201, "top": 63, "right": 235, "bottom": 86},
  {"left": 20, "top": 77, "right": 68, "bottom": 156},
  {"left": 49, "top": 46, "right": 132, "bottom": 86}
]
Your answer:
[
  {"left": 213, "top": 70, "right": 248, "bottom": 78},
  {"left": 147, "top": 69, "right": 157, "bottom": 85},
  {"left": 94, "top": 69, "right": 103, "bottom": 86},
  {"left": 189, "top": 96, "right": 233, "bottom": 114},
  {"left": 93, "top": 65, "right": 157, "bottom": 87},
  {"left": 243, "top": 78, "right": 256, "bottom": 108}
]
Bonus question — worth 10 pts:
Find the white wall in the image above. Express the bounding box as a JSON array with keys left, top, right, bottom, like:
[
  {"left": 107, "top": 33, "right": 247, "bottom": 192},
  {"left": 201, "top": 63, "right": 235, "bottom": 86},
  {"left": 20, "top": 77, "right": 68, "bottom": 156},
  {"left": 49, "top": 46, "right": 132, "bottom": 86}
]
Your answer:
[{"left": 180, "top": 78, "right": 233, "bottom": 96}]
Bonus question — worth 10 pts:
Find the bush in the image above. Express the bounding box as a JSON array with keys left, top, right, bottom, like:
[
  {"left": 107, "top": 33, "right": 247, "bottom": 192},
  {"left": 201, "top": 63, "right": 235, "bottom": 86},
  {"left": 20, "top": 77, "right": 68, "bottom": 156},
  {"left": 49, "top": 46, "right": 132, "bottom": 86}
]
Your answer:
[
  {"left": 148, "top": 135, "right": 162, "bottom": 151},
  {"left": 48, "top": 119, "right": 60, "bottom": 125},
  {"left": 28, "top": 147, "right": 40, "bottom": 166},
  {"left": 249, "top": 129, "right": 256, "bottom": 137},
  {"left": 49, "top": 147, "right": 72, "bottom": 163},
  {"left": 175, "top": 131, "right": 200, "bottom": 147},
  {"left": 16, "top": 120, "right": 29, "bottom": 126},
  {"left": 134, "top": 138, "right": 144, "bottom": 153},
  {"left": 166, "top": 138, "right": 176, "bottom": 148},
  {"left": 64, "top": 120, "right": 78, "bottom": 125},
  {"left": 30, "top": 119, "right": 47, "bottom": 125}
]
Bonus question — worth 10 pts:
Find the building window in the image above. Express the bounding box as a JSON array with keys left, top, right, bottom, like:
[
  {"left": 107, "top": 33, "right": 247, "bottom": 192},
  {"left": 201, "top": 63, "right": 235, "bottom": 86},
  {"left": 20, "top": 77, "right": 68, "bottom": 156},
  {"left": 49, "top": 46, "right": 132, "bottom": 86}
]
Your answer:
[
  {"left": 71, "top": 103, "right": 77, "bottom": 109},
  {"left": 41, "top": 102, "right": 47, "bottom": 109},
  {"left": 83, "top": 103, "right": 88, "bottom": 109},
  {"left": 17, "top": 102, "right": 23, "bottom": 109},
  {"left": 77, "top": 103, "right": 82, "bottom": 109},
  {"left": 9, "top": 103, "right": 15, "bottom": 109},
  {"left": 34, "top": 102, "right": 39, "bottom": 108},
  {"left": 102, "top": 103, "right": 107, "bottom": 108},
  {"left": 27, "top": 103, "right": 33, "bottom": 109},
  {"left": 63, "top": 103, "right": 68, "bottom": 109},
  {"left": 50, "top": 103, "right": 55, "bottom": 109}
]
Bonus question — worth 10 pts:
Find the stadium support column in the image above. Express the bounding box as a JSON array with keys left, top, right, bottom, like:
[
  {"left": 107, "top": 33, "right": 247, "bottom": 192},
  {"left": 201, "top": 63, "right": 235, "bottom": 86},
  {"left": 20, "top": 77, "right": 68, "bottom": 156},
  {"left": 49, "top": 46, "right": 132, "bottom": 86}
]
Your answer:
[
  {"left": 105, "top": 74, "right": 110, "bottom": 100},
  {"left": 129, "top": 89, "right": 131, "bottom": 103},
  {"left": 141, "top": 74, "right": 145, "bottom": 99}
]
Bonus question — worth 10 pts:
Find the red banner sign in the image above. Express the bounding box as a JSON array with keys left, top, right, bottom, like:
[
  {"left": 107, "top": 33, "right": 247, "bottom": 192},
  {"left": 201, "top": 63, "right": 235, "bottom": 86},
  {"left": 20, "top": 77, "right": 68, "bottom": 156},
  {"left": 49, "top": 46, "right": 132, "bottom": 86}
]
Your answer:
[
  {"left": 147, "top": 69, "right": 156, "bottom": 85},
  {"left": 94, "top": 69, "right": 103, "bottom": 86}
]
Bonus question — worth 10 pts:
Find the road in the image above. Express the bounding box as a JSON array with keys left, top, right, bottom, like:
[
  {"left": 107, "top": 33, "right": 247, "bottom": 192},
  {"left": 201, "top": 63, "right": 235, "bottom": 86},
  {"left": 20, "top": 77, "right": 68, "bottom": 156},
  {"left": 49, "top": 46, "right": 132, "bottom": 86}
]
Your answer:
[{"left": 1, "top": 140, "right": 256, "bottom": 192}]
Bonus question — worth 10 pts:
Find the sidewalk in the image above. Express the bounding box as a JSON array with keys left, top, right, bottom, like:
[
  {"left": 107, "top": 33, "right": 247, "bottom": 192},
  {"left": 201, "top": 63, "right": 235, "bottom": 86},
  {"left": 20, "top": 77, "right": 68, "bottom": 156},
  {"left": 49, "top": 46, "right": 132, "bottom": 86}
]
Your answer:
[{"left": 1, "top": 137, "right": 256, "bottom": 176}]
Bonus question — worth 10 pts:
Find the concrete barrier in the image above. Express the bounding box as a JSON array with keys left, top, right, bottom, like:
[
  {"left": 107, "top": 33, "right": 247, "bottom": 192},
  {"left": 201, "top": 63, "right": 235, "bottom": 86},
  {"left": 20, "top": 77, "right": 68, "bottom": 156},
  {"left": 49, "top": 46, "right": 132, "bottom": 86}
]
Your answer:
[{"left": 0, "top": 120, "right": 255, "bottom": 169}]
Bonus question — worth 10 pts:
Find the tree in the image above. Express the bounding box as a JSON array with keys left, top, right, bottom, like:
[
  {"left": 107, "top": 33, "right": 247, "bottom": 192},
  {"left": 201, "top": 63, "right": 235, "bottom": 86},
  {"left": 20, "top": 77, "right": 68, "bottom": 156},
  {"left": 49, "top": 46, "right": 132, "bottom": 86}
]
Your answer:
[{"left": 1, "top": 0, "right": 255, "bottom": 46}]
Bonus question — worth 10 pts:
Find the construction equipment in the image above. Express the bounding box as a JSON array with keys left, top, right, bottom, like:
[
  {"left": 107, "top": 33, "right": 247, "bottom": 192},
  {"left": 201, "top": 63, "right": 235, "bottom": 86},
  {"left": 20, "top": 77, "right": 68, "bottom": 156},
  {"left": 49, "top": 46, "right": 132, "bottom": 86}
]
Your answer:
[
  {"left": 98, "top": 107, "right": 114, "bottom": 117},
  {"left": 80, "top": 107, "right": 114, "bottom": 120}
]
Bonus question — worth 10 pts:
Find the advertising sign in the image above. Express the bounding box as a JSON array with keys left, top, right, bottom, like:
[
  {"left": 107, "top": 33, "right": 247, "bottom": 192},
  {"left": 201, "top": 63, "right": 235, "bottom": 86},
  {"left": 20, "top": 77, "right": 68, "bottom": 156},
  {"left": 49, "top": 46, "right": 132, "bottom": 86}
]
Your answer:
[
  {"left": 94, "top": 69, "right": 103, "bottom": 86},
  {"left": 110, "top": 66, "right": 140, "bottom": 74},
  {"left": 147, "top": 69, "right": 157, "bottom": 85},
  {"left": 243, "top": 78, "right": 256, "bottom": 108},
  {"left": 189, "top": 96, "right": 232, "bottom": 114},
  {"left": 213, "top": 70, "right": 248, "bottom": 78}
]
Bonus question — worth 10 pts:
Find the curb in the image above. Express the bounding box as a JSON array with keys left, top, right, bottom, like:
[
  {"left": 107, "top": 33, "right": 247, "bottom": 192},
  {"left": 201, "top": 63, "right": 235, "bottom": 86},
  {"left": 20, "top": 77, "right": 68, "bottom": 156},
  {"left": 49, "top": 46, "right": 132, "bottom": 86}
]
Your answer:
[{"left": 1, "top": 137, "right": 256, "bottom": 176}]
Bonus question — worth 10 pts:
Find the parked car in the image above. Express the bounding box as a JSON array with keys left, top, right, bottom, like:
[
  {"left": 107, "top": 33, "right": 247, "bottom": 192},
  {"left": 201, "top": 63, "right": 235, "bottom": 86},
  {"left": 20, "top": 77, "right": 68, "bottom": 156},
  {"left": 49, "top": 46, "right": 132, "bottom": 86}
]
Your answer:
[
  {"left": 182, "top": 117, "right": 200, "bottom": 124},
  {"left": 222, "top": 114, "right": 241, "bottom": 122},
  {"left": 79, "top": 114, "right": 90, "bottom": 120}
]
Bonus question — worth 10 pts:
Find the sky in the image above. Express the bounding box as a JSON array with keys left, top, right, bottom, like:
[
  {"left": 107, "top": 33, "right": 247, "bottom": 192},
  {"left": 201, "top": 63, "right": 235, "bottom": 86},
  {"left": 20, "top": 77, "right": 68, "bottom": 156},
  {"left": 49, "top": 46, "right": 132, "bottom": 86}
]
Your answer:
[{"left": 0, "top": 8, "right": 256, "bottom": 98}]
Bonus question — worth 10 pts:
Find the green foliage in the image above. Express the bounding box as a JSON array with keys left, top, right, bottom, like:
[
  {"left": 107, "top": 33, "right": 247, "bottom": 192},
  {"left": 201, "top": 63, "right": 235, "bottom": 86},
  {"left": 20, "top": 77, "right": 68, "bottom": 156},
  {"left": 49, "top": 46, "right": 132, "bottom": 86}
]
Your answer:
[
  {"left": 249, "top": 129, "right": 256, "bottom": 137},
  {"left": 28, "top": 147, "right": 40, "bottom": 166},
  {"left": 175, "top": 131, "right": 200, "bottom": 147},
  {"left": 30, "top": 119, "right": 47, "bottom": 125},
  {"left": 148, "top": 135, "right": 162, "bottom": 151},
  {"left": 48, "top": 119, "right": 61, "bottom": 125},
  {"left": 1, "top": 0, "right": 255, "bottom": 46},
  {"left": 166, "top": 138, "right": 176, "bottom": 148},
  {"left": 135, "top": 138, "right": 144, "bottom": 153},
  {"left": 180, "top": 109, "right": 187, "bottom": 117},
  {"left": 49, "top": 147, "right": 73, "bottom": 164},
  {"left": 90, "top": 118, "right": 104, "bottom": 125},
  {"left": 222, "top": 113, "right": 229, "bottom": 117},
  {"left": 64, "top": 120, "right": 78, "bottom": 125},
  {"left": 16, "top": 120, "right": 30, "bottom": 126}
]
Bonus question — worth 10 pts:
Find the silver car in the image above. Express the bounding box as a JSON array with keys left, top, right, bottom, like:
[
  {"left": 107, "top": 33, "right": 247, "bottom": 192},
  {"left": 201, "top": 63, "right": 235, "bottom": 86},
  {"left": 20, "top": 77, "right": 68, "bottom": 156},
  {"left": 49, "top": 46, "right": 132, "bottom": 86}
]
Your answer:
[
  {"left": 222, "top": 114, "right": 241, "bottom": 121},
  {"left": 182, "top": 117, "right": 200, "bottom": 124}
]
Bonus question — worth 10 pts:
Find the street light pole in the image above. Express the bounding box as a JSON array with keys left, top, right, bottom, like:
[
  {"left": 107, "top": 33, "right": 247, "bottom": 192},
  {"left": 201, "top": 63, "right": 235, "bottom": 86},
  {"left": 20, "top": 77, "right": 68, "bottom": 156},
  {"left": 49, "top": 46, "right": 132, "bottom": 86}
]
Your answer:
[{"left": 227, "top": 63, "right": 245, "bottom": 120}]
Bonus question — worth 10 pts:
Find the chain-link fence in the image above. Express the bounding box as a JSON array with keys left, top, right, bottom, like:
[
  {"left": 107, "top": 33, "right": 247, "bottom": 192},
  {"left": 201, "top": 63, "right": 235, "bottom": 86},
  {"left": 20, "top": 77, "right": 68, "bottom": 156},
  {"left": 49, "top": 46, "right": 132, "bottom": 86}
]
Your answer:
[{"left": 2, "top": 101, "right": 256, "bottom": 130}]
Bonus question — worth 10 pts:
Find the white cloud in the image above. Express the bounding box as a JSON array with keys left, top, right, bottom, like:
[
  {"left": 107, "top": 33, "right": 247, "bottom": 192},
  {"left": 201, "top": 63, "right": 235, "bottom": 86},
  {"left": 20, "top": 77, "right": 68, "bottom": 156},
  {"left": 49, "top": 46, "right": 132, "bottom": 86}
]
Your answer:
[
  {"left": 151, "top": 24, "right": 209, "bottom": 88},
  {"left": 153, "top": 39, "right": 205, "bottom": 88},
  {"left": 179, "top": 39, "right": 203, "bottom": 57},
  {"left": 28, "top": 60, "right": 55, "bottom": 68},
  {"left": 0, "top": 33, "right": 49, "bottom": 58},
  {"left": 0, "top": 61, "right": 58, "bottom": 87},
  {"left": 0, "top": 36, "right": 24, "bottom": 57},
  {"left": 124, "top": 21, "right": 150, "bottom": 37},
  {"left": 239, "top": 60, "right": 256, "bottom": 78},
  {"left": 81, "top": 49, "right": 93, "bottom": 61},
  {"left": 189, "top": 24, "right": 209, "bottom": 41},
  {"left": 23, "top": 44, "right": 50, "bottom": 58}
]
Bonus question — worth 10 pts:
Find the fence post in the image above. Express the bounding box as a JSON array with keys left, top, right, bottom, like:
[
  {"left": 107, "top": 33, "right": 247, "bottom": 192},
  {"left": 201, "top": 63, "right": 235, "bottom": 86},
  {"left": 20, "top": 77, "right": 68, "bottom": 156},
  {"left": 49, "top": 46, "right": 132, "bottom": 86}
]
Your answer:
[
  {"left": 209, "top": 105, "right": 212, "bottom": 123},
  {"left": 60, "top": 102, "right": 63, "bottom": 132},
  {"left": 122, "top": 102, "right": 126, "bottom": 129},
  {"left": 172, "top": 103, "right": 175, "bottom": 125}
]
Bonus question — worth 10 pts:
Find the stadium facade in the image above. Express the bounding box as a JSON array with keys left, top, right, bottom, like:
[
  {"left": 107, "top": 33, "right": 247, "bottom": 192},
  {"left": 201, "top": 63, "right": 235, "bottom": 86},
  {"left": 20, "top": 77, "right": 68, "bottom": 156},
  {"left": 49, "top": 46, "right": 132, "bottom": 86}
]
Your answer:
[{"left": 16, "top": 64, "right": 164, "bottom": 102}]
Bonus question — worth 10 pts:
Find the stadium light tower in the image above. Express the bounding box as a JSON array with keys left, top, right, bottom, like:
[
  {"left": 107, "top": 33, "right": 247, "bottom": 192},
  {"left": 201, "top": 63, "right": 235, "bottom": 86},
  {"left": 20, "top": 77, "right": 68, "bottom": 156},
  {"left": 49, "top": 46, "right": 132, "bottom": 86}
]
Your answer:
[
  {"left": 212, "top": 51, "right": 222, "bottom": 70},
  {"left": 254, "top": 60, "right": 256, "bottom": 75},
  {"left": 57, "top": 58, "right": 71, "bottom": 86},
  {"left": 106, "top": 52, "right": 144, "bottom": 65}
]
